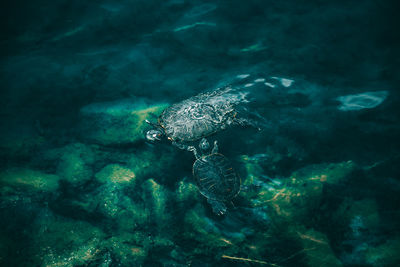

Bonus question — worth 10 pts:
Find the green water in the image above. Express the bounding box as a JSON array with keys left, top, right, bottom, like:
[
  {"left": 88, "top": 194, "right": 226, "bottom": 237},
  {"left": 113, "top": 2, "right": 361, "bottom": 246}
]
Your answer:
[{"left": 0, "top": 0, "right": 399, "bottom": 266}]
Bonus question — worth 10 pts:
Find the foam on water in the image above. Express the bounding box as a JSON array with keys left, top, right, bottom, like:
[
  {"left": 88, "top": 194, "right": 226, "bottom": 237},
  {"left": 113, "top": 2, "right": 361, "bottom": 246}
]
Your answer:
[
  {"left": 336, "top": 91, "right": 388, "bottom": 111},
  {"left": 271, "top": 77, "right": 294, "bottom": 87}
]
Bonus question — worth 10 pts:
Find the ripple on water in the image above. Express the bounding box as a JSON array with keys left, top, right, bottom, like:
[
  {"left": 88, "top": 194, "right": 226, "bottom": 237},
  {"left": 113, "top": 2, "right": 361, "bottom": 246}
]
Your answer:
[
  {"left": 184, "top": 4, "right": 217, "bottom": 18},
  {"left": 336, "top": 91, "right": 388, "bottom": 111}
]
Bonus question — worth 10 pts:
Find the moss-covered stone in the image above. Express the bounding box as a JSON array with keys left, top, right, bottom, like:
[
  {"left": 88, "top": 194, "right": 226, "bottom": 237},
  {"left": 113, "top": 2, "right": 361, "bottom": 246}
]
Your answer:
[
  {"left": 104, "top": 233, "right": 148, "bottom": 266},
  {"left": 290, "top": 226, "right": 343, "bottom": 267},
  {"left": 77, "top": 183, "right": 136, "bottom": 220},
  {"left": 241, "top": 161, "right": 355, "bottom": 224},
  {"left": 79, "top": 100, "right": 169, "bottom": 145},
  {"left": 175, "top": 179, "right": 199, "bottom": 206},
  {"left": 116, "top": 202, "right": 149, "bottom": 231},
  {"left": 0, "top": 168, "right": 60, "bottom": 192},
  {"left": 184, "top": 204, "right": 236, "bottom": 250},
  {"left": 290, "top": 160, "right": 355, "bottom": 185},
  {"left": 365, "top": 238, "right": 400, "bottom": 266},
  {"left": 330, "top": 198, "right": 383, "bottom": 265},
  {"left": 142, "top": 178, "right": 171, "bottom": 231},
  {"left": 334, "top": 198, "right": 380, "bottom": 237},
  {"left": 95, "top": 164, "right": 136, "bottom": 184},
  {"left": 126, "top": 149, "right": 177, "bottom": 183},
  {"left": 32, "top": 215, "right": 106, "bottom": 267}
]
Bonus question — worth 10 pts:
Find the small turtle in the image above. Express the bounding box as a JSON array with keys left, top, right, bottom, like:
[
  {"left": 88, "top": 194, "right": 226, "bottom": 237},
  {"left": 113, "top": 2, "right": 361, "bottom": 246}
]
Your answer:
[
  {"left": 145, "top": 86, "right": 260, "bottom": 149},
  {"left": 186, "top": 138, "right": 241, "bottom": 215}
]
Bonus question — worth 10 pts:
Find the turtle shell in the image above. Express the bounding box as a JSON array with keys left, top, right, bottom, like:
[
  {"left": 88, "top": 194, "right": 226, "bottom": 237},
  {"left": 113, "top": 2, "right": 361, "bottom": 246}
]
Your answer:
[
  {"left": 158, "top": 87, "right": 241, "bottom": 142},
  {"left": 193, "top": 153, "right": 241, "bottom": 201}
]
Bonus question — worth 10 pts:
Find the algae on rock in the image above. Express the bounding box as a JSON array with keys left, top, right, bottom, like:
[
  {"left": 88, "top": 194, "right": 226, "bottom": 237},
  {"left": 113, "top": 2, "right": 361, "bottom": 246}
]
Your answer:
[
  {"left": 95, "top": 164, "right": 136, "bottom": 184},
  {"left": 175, "top": 178, "right": 200, "bottom": 207},
  {"left": 79, "top": 99, "right": 169, "bottom": 145},
  {"left": 104, "top": 234, "right": 148, "bottom": 266},
  {"left": 290, "top": 226, "right": 343, "bottom": 267},
  {"left": 0, "top": 168, "right": 60, "bottom": 193},
  {"left": 184, "top": 204, "right": 237, "bottom": 250},
  {"left": 31, "top": 214, "right": 107, "bottom": 267},
  {"left": 365, "top": 238, "right": 400, "bottom": 267},
  {"left": 142, "top": 178, "right": 172, "bottom": 232},
  {"left": 126, "top": 149, "right": 176, "bottom": 182},
  {"left": 240, "top": 160, "right": 356, "bottom": 224}
]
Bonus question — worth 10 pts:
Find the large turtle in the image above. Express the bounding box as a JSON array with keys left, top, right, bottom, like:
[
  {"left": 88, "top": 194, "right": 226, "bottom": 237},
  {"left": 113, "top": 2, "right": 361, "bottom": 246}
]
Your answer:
[
  {"left": 145, "top": 85, "right": 260, "bottom": 149},
  {"left": 186, "top": 138, "right": 241, "bottom": 215}
]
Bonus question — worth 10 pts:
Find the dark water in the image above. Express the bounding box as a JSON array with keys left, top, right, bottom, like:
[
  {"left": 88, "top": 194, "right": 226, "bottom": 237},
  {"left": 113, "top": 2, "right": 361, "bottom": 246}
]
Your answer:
[{"left": 1, "top": 1, "right": 399, "bottom": 266}]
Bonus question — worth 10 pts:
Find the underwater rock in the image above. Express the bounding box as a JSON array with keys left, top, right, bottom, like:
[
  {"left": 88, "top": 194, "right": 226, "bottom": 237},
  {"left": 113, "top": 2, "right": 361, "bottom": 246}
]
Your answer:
[
  {"left": 333, "top": 198, "right": 380, "bottom": 238},
  {"left": 93, "top": 185, "right": 130, "bottom": 219},
  {"left": 241, "top": 161, "right": 355, "bottom": 224},
  {"left": 116, "top": 201, "right": 149, "bottom": 232},
  {"left": 95, "top": 164, "right": 136, "bottom": 184},
  {"left": 79, "top": 99, "right": 169, "bottom": 145},
  {"left": 56, "top": 143, "right": 95, "bottom": 185},
  {"left": 175, "top": 178, "right": 200, "bottom": 208},
  {"left": 142, "top": 178, "right": 171, "bottom": 232},
  {"left": 0, "top": 168, "right": 60, "bottom": 193},
  {"left": 332, "top": 198, "right": 382, "bottom": 265},
  {"left": 104, "top": 233, "right": 148, "bottom": 266},
  {"left": 239, "top": 140, "right": 308, "bottom": 175},
  {"left": 31, "top": 213, "right": 107, "bottom": 267},
  {"left": 290, "top": 160, "right": 355, "bottom": 186},
  {"left": 336, "top": 91, "right": 388, "bottom": 111},
  {"left": 65, "top": 162, "right": 148, "bottom": 226},
  {"left": 184, "top": 204, "right": 237, "bottom": 250},
  {"left": 291, "top": 226, "right": 343, "bottom": 267},
  {"left": 126, "top": 149, "right": 176, "bottom": 182},
  {"left": 79, "top": 181, "right": 138, "bottom": 221},
  {"left": 365, "top": 238, "right": 400, "bottom": 267}
]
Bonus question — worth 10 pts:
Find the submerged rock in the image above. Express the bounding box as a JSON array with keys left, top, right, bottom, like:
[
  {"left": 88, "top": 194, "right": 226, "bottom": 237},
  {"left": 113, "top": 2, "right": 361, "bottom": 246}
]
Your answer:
[
  {"left": 175, "top": 178, "right": 200, "bottom": 208},
  {"left": 291, "top": 226, "right": 343, "bottom": 267},
  {"left": 241, "top": 160, "right": 355, "bottom": 224},
  {"left": 95, "top": 164, "right": 136, "bottom": 184},
  {"left": 126, "top": 149, "right": 176, "bottom": 181},
  {"left": 365, "top": 238, "right": 400, "bottom": 267},
  {"left": 0, "top": 168, "right": 60, "bottom": 193},
  {"left": 79, "top": 99, "right": 168, "bottom": 145},
  {"left": 104, "top": 233, "right": 148, "bottom": 266},
  {"left": 31, "top": 212, "right": 107, "bottom": 267},
  {"left": 333, "top": 198, "right": 382, "bottom": 265},
  {"left": 76, "top": 179, "right": 140, "bottom": 222},
  {"left": 142, "top": 178, "right": 171, "bottom": 232},
  {"left": 184, "top": 204, "right": 235, "bottom": 249}
]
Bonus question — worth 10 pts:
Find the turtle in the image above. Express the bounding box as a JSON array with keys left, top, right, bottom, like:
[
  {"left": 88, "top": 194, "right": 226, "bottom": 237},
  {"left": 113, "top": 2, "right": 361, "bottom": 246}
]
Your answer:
[
  {"left": 186, "top": 138, "right": 241, "bottom": 215},
  {"left": 145, "top": 85, "right": 261, "bottom": 149}
]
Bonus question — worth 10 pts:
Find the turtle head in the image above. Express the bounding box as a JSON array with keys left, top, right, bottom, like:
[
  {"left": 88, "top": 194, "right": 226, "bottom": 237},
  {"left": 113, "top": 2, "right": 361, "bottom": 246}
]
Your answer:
[
  {"left": 145, "top": 120, "right": 164, "bottom": 142},
  {"left": 198, "top": 138, "right": 210, "bottom": 152},
  {"left": 146, "top": 129, "right": 164, "bottom": 142}
]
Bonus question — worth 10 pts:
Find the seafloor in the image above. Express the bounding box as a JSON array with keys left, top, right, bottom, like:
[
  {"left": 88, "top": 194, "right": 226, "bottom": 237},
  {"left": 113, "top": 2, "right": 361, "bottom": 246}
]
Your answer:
[{"left": 0, "top": 0, "right": 399, "bottom": 266}]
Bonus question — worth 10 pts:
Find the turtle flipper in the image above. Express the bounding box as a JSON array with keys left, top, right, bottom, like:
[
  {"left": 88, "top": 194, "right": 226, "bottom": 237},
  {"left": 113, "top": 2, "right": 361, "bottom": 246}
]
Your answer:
[
  {"left": 207, "top": 199, "right": 227, "bottom": 215},
  {"left": 233, "top": 106, "right": 271, "bottom": 131}
]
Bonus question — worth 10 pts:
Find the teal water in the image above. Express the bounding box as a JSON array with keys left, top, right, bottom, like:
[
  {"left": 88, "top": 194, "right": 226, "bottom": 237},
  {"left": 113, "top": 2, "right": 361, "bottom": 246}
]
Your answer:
[{"left": 1, "top": 1, "right": 399, "bottom": 266}]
